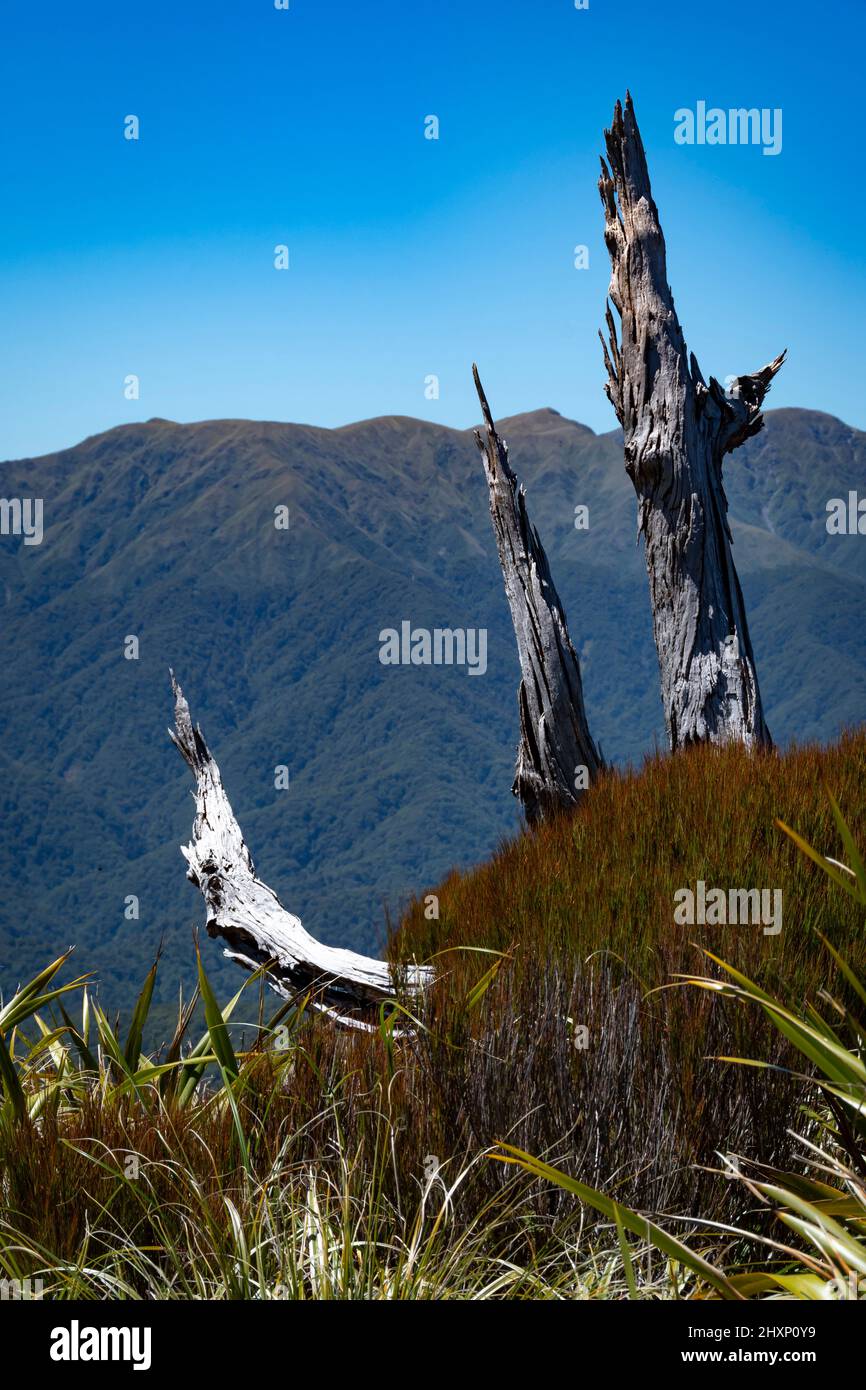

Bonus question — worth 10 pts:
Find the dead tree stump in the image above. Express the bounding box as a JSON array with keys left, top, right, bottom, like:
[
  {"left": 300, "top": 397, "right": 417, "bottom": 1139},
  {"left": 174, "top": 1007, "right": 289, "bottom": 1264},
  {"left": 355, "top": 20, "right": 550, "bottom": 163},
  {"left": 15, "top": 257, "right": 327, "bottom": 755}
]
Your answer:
[{"left": 598, "top": 93, "right": 784, "bottom": 750}]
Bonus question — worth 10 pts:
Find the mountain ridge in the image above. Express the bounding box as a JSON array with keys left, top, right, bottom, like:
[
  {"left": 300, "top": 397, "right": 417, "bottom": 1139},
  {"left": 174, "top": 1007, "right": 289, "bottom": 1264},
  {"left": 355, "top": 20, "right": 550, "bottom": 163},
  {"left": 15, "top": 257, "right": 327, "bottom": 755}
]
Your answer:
[
  {"left": 12, "top": 401, "right": 862, "bottom": 468},
  {"left": 1, "top": 404, "right": 864, "bottom": 1023}
]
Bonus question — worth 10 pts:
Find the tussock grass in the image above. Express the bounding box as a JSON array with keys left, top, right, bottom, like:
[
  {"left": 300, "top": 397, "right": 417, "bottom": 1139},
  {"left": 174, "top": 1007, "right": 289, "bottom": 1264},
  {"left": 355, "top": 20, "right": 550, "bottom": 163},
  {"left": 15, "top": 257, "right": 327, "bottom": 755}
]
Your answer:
[
  {"left": 505, "top": 789, "right": 866, "bottom": 1300},
  {"left": 391, "top": 732, "right": 866, "bottom": 1216},
  {"left": 0, "top": 731, "right": 863, "bottom": 1298}
]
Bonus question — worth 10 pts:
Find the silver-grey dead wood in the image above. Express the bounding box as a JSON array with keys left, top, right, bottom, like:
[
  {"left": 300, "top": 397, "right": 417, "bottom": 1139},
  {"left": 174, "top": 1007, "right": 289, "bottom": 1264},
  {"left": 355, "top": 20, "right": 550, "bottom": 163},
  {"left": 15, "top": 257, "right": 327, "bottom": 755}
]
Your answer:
[
  {"left": 598, "top": 93, "right": 784, "bottom": 751},
  {"left": 473, "top": 365, "right": 604, "bottom": 825},
  {"left": 169, "top": 672, "right": 432, "bottom": 1026},
  {"left": 168, "top": 96, "right": 784, "bottom": 1018}
]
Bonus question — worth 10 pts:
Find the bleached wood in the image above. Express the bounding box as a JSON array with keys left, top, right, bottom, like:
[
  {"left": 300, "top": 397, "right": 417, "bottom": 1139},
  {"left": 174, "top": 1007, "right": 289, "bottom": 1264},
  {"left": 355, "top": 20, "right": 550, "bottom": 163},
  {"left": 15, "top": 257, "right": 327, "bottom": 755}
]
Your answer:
[
  {"left": 473, "top": 366, "right": 604, "bottom": 824},
  {"left": 169, "top": 672, "right": 432, "bottom": 1021},
  {"left": 598, "top": 94, "right": 783, "bottom": 751}
]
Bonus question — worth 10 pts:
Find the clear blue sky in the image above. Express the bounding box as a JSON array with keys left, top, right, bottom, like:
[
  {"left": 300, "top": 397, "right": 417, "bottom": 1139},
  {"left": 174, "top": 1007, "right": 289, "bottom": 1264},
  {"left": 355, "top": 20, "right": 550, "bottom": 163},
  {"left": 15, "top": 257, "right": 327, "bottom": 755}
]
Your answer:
[{"left": 2, "top": 0, "right": 864, "bottom": 460}]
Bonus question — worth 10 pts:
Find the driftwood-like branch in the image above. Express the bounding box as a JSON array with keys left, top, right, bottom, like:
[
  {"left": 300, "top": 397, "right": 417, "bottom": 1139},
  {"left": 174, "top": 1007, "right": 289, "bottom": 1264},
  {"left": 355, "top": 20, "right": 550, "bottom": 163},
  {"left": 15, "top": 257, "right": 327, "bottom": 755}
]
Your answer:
[
  {"left": 473, "top": 365, "right": 604, "bottom": 824},
  {"left": 598, "top": 93, "right": 784, "bottom": 751},
  {"left": 169, "top": 672, "right": 432, "bottom": 1024}
]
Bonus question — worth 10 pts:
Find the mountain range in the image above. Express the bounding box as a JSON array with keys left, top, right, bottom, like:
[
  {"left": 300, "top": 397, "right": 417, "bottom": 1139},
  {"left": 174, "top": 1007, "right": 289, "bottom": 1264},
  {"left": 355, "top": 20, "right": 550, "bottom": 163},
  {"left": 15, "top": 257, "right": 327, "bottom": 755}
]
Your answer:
[{"left": 1, "top": 404, "right": 864, "bottom": 1024}]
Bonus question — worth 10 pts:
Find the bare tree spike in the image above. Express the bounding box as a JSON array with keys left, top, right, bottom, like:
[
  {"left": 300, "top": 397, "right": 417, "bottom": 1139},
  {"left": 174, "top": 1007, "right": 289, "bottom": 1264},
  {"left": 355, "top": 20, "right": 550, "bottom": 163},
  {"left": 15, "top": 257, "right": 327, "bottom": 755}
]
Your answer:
[
  {"left": 168, "top": 671, "right": 432, "bottom": 1023},
  {"left": 473, "top": 365, "right": 604, "bottom": 824},
  {"left": 598, "top": 93, "right": 782, "bottom": 751}
]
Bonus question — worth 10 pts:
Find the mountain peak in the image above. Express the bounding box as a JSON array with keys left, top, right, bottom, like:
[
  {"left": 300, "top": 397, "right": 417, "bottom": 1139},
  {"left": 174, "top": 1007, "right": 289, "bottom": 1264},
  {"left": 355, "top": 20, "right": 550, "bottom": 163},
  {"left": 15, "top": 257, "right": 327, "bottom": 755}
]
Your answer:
[{"left": 492, "top": 407, "right": 595, "bottom": 437}]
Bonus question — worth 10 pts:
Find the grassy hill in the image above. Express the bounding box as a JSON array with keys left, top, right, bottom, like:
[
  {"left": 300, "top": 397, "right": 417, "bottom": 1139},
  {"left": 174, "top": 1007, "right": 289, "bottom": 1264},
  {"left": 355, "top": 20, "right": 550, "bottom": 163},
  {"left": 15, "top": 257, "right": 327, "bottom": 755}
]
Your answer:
[
  {"left": 0, "top": 405, "right": 864, "bottom": 1026},
  {"left": 2, "top": 732, "right": 864, "bottom": 1297},
  {"left": 389, "top": 729, "right": 866, "bottom": 1215}
]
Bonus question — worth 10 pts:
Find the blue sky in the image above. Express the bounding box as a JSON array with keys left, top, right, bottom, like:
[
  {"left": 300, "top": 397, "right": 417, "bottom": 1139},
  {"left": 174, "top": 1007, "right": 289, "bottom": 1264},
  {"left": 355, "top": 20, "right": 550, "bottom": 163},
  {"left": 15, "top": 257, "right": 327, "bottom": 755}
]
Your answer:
[{"left": 1, "top": 0, "right": 864, "bottom": 459}]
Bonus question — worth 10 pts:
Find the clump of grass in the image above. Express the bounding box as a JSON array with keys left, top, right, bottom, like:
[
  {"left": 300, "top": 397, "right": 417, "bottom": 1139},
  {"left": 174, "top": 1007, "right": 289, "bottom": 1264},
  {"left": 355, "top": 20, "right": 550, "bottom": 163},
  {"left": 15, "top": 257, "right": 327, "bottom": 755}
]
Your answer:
[
  {"left": 0, "top": 732, "right": 863, "bottom": 1297},
  {"left": 501, "top": 787, "right": 866, "bottom": 1300},
  {"left": 0, "top": 979, "right": 682, "bottom": 1299},
  {"left": 390, "top": 732, "right": 866, "bottom": 1217}
]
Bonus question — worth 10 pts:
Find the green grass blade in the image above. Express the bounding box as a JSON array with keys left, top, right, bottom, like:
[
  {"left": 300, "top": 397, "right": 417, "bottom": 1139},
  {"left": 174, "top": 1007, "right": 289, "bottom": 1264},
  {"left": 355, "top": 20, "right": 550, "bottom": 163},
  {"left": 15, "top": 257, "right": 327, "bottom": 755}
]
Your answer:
[
  {"left": 0, "top": 1028, "right": 27, "bottom": 1123},
  {"left": 775, "top": 817, "right": 862, "bottom": 902},
  {"left": 123, "top": 959, "right": 159, "bottom": 1072},
  {"left": 825, "top": 789, "right": 866, "bottom": 904},
  {"left": 492, "top": 1144, "right": 742, "bottom": 1299},
  {"left": 195, "top": 945, "right": 239, "bottom": 1084}
]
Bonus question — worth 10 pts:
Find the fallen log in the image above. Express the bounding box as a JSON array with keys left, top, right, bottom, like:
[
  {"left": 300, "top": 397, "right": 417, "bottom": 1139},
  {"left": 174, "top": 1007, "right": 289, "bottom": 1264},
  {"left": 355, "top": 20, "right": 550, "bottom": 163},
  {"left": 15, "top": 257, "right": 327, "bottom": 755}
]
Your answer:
[
  {"left": 168, "top": 672, "right": 433, "bottom": 1024},
  {"left": 473, "top": 365, "right": 604, "bottom": 824},
  {"left": 598, "top": 93, "right": 783, "bottom": 751}
]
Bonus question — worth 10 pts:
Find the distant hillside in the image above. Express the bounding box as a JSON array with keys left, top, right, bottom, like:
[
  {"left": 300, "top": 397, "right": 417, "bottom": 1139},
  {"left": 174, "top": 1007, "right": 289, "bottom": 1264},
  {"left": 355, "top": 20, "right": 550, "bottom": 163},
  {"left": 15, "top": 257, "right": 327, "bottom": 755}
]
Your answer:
[{"left": 1, "top": 406, "right": 864, "bottom": 1025}]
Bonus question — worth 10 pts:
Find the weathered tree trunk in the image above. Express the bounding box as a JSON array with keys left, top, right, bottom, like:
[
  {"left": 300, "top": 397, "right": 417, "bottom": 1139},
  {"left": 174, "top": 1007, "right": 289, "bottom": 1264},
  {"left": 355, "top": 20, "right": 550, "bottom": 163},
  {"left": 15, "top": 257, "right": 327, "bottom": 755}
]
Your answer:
[
  {"left": 473, "top": 365, "right": 604, "bottom": 824},
  {"left": 598, "top": 93, "right": 784, "bottom": 751},
  {"left": 169, "top": 672, "right": 432, "bottom": 1026}
]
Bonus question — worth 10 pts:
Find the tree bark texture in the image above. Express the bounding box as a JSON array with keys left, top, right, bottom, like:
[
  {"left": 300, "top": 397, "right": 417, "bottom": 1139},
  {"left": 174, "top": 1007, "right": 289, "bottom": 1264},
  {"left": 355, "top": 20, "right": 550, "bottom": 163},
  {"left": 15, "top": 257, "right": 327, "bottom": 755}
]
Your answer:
[
  {"left": 169, "top": 672, "right": 432, "bottom": 1026},
  {"left": 598, "top": 93, "right": 784, "bottom": 751},
  {"left": 473, "top": 365, "right": 604, "bottom": 824}
]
